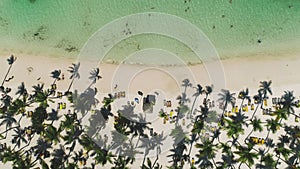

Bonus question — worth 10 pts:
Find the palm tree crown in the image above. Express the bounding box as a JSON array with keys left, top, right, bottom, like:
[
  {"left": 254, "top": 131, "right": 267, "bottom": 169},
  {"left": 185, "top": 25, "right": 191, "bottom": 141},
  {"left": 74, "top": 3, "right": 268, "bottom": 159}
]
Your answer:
[
  {"left": 68, "top": 63, "right": 80, "bottom": 80},
  {"left": 259, "top": 80, "right": 272, "bottom": 98},
  {"left": 218, "top": 89, "right": 236, "bottom": 111},
  {"left": 89, "top": 68, "right": 102, "bottom": 85}
]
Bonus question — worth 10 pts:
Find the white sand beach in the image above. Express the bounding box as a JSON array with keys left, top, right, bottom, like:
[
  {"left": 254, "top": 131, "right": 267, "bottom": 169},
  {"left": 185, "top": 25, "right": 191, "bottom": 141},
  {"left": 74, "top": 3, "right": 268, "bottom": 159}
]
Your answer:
[{"left": 1, "top": 52, "right": 300, "bottom": 168}]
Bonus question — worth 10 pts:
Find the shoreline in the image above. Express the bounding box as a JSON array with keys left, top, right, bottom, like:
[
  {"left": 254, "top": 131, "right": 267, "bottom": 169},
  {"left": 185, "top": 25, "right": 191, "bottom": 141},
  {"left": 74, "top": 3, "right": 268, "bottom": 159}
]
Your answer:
[{"left": 1, "top": 51, "right": 300, "bottom": 90}]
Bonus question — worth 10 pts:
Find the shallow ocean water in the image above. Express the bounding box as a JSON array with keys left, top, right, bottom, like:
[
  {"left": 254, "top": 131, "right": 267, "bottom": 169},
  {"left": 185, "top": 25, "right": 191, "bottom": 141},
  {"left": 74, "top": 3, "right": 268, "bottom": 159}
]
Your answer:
[{"left": 0, "top": 0, "right": 299, "bottom": 65}]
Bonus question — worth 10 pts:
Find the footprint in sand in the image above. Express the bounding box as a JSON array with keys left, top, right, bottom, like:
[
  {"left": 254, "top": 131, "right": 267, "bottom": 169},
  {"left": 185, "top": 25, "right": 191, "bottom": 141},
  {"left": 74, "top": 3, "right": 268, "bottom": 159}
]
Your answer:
[{"left": 27, "top": 67, "right": 34, "bottom": 74}]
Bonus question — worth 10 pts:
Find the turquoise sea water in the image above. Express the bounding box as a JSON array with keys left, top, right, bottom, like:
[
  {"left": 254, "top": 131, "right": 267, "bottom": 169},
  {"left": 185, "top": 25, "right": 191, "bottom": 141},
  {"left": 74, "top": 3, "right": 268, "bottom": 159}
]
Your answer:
[{"left": 0, "top": 0, "right": 299, "bottom": 64}]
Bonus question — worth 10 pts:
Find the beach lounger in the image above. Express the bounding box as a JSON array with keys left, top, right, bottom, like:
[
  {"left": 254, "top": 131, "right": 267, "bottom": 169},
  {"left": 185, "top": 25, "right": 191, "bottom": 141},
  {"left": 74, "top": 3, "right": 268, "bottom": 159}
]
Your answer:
[
  {"left": 242, "top": 105, "right": 246, "bottom": 112},
  {"left": 26, "top": 111, "right": 33, "bottom": 117},
  {"left": 245, "top": 105, "right": 248, "bottom": 112},
  {"left": 51, "top": 84, "right": 57, "bottom": 90},
  {"left": 251, "top": 104, "right": 255, "bottom": 111},
  {"left": 250, "top": 137, "right": 259, "bottom": 144},
  {"left": 57, "top": 92, "right": 63, "bottom": 98},
  {"left": 169, "top": 110, "right": 173, "bottom": 117},
  {"left": 296, "top": 100, "right": 300, "bottom": 108},
  {"left": 258, "top": 138, "right": 265, "bottom": 145},
  {"left": 58, "top": 102, "right": 66, "bottom": 110},
  {"left": 191, "top": 158, "right": 195, "bottom": 165},
  {"left": 264, "top": 99, "right": 268, "bottom": 106},
  {"left": 163, "top": 118, "right": 167, "bottom": 124},
  {"left": 225, "top": 111, "right": 233, "bottom": 117},
  {"left": 235, "top": 106, "right": 239, "bottom": 113},
  {"left": 150, "top": 128, "right": 153, "bottom": 136},
  {"left": 120, "top": 91, "right": 125, "bottom": 98},
  {"left": 25, "top": 128, "right": 32, "bottom": 136},
  {"left": 248, "top": 99, "right": 251, "bottom": 106}
]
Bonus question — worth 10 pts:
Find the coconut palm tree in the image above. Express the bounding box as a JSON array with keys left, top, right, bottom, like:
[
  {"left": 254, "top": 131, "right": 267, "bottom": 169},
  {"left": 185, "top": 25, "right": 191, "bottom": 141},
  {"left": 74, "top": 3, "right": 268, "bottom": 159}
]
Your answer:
[
  {"left": 67, "top": 63, "right": 80, "bottom": 92},
  {"left": 47, "top": 109, "right": 60, "bottom": 125},
  {"left": 50, "top": 69, "right": 61, "bottom": 84},
  {"left": 265, "top": 119, "right": 281, "bottom": 140},
  {"left": 0, "top": 112, "right": 17, "bottom": 139},
  {"left": 190, "top": 84, "right": 204, "bottom": 117},
  {"left": 32, "top": 83, "right": 44, "bottom": 97},
  {"left": 238, "top": 88, "right": 249, "bottom": 111},
  {"left": 195, "top": 140, "right": 218, "bottom": 168},
  {"left": 280, "top": 91, "right": 295, "bottom": 115},
  {"left": 224, "top": 117, "right": 245, "bottom": 139},
  {"left": 259, "top": 80, "right": 272, "bottom": 98},
  {"left": 245, "top": 117, "right": 263, "bottom": 143},
  {"left": 1, "top": 55, "right": 17, "bottom": 86},
  {"left": 88, "top": 68, "right": 102, "bottom": 88},
  {"left": 234, "top": 145, "right": 258, "bottom": 168},
  {"left": 204, "top": 85, "right": 213, "bottom": 99},
  {"left": 182, "top": 79, "right": 192, "bottom": 94},
  {"left": 176, "top": 93, "right": 190, "bottom": 105},
  {"left": 250, "top": 90, "right": 264, "bottom": 121},
  {"left": 11, "top": 127, "right": 27, "bottom": 149},
  {"left": 50, "top": 146, "right": 67, "bottom": 168},
  {"left": 31, "top": 106, "right": 48, "bottom": 134},
  {"left": 32, "top": 138, "right": 52, "bottom": 158},
  {"left": 256, "top": 153, "right": 276, "bottom": 169},
  {"left": 218, "top": 89, "right": 236, "bottom": 116},
  {"left": 43, "top": 125, "right": 61, "bottom": 145},
  {"left": 167, "top": 139, "right": 188, "bottom": 168},
  {"left": 15, "top": 82, "right": 27, "bottom": 99}
]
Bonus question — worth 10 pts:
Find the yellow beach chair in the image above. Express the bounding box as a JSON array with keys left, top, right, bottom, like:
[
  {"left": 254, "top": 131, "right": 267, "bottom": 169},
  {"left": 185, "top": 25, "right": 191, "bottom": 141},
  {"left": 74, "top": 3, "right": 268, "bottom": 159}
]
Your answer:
[
  {"left": 251, "top": 104, "right": 255, "bottom": 111},
  {"left": 242, "top": 105, "right": 246, "bottom": 112},
  {"left": 250, "top": 137, "right": 259, "bottom": 144},
  {"left": 51, "top": 84, "right": 57, "bottom": 90},
  {"left": 57, "top": 92, "right": 63, "bottom": 98},
  {"left": 169, "top": 110, "right": 173, "bottom": 117},
  {"left": 62, "top": 103, "right": 66, "bottom": 109},
  {"left": 258, "top": 138, "right": 265, "bottom": 145},
  {"left": 245, "top": 105, "right": 248, "bottom": 112},
  {"left": 191, "top": 157, "right": 195, "bottom": 165},
  {"left": 235, "top": 106, "right": 239, "bottom": 113},
  {"left": 225, "top": 111, "right": 233, "bottom": 117},
  {"left": 264, "top": 99, "right": 268, "bottom": 106}
]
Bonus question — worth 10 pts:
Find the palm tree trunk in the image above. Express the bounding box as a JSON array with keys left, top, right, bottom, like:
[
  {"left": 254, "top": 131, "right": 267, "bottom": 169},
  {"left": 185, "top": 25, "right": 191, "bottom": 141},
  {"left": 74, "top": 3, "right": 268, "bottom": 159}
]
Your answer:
[
  {"left": 142, "top": 153, "right": 146, "bottom": 167},
  {"left": 190, "top": 95, "right": 198, "bottom": 117},
  {"left": 52, "top": 78, "right": 57, "bottom": 85},
  {"left": 66, "top": 78, "right": 74, "bottom": 93},
  {"left": 184, "top": 87, "right": 187, "bottom": 95},
  {"left": 265, "top": 129, "right": 271, "bottom": 140},
  {"left": 239, "top": 99, "right": 245, "bottom": 112},
  {"left": 0, "top": 125, "right": 19, "bottom": 140},
  {"left": 250, "top": 103, "right": 261, "bottom": 121},
  {"left": 1, "top": 65, "right": 12, "bottom": 86},
  {"left": 151, "top": 155, "right": 159, "bottom": 169},
  {"left": 134, "top": 134, "right": 141, "bottom": 149},
  {"left": 244, "top": 128, "right": 254, "bottom": 144},
  {"left": 187, "top": 140, "right": 194, "bottom": 157}
]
